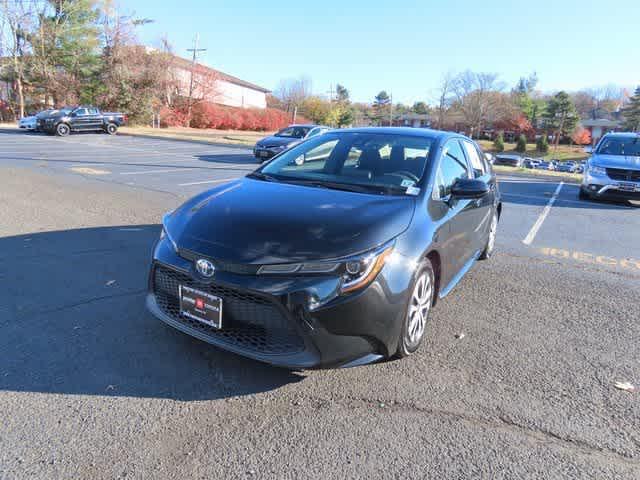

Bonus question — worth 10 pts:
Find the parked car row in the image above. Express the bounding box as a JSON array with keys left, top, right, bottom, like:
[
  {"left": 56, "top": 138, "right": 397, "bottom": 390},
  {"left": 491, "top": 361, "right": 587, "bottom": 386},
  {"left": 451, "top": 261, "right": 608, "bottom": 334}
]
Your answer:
[
  {"left": 494, "top": 154, "right": 585, "bottom": 173},
  {"left": 17, "top": 106, "right": 127, "bottom": 136}
]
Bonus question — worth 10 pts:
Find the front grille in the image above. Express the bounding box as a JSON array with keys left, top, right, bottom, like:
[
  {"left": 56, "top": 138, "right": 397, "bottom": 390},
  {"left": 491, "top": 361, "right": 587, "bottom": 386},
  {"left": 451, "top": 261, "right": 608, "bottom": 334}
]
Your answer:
[
  {"left": 177, "top": 249, "right": 260, "bottom": 275},
  {"left": 152, "top": 264, "right": 305, "bottom": 355},
  {"left": 606, "top": 168, "right": 640, "bottom": 182}
]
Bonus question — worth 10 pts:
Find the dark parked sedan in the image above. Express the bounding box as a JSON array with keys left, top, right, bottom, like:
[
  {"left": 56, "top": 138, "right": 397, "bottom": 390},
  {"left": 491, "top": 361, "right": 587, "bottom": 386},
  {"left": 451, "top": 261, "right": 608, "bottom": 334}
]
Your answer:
[
  {"left": 253, "top": 124, "right": 329, "bottom": 161},
  {"left": 147, "top": 128, "right": 501, "bottom": 368},
  {"left": 493, "top": 154, "right": 523, "bottom": 167}
]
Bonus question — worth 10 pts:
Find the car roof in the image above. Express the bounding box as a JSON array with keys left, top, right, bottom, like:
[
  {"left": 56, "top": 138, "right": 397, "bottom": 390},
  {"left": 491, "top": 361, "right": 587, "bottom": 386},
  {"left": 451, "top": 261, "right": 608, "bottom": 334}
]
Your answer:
[
  {"left": 333, "top": 126, "right": 457, "bottom": 141},
  {"left": 602, "top": 132, "right": 640, "bottom": 138}
]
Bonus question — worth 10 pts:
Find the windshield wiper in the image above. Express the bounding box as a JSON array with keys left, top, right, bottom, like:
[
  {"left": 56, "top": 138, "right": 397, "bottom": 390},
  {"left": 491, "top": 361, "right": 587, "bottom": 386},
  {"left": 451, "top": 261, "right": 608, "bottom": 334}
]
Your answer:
[
  {"left": 246, "top": 172, "right": 279, "bottom": 182},
  {"left": 283, "top": 179, "right": 407, "bottom": 195}
]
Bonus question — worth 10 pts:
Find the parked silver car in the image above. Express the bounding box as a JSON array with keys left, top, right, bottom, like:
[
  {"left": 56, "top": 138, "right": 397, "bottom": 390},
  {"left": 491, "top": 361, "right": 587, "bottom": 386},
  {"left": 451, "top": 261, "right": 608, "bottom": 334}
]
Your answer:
[{"left": 580, "top": 133, "right": 640, "bottom": 201}]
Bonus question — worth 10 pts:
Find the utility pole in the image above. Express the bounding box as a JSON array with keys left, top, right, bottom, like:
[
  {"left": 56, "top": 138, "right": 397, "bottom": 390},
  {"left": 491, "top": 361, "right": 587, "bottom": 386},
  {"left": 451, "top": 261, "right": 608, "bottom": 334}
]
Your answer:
[
  {"left": 389, "top": 92, "right": 393, "bottom": 127},
  {"left": 186, "top": 34, "right": 206, "bottom": 128}
]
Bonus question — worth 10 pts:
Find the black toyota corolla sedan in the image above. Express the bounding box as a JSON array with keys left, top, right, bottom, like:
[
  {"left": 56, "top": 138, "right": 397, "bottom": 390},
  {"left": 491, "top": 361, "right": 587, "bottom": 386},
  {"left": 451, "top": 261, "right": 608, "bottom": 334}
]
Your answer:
[{"left": 147, "top": 128, "right": 501, "bottom": 368}]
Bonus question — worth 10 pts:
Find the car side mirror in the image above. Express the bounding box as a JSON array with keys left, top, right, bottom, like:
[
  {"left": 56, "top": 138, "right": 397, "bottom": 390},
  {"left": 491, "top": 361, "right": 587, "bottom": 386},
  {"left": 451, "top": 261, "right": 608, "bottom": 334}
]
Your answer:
[
  {"left": 450, "top": 178, "right": 489, "bottom": 199},
  {"left": 70, "top": 112, "right": 77, "bottom": 117}
]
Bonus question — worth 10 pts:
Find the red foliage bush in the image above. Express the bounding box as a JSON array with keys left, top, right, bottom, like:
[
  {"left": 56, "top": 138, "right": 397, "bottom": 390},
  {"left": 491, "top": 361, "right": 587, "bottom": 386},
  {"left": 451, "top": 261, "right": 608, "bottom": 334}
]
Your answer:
[
  {"left": 159, "top": 106, "right": 189, "bottom": 127},
  {"left": 160, "top": 101, "right": 305, "bottom": 131}
]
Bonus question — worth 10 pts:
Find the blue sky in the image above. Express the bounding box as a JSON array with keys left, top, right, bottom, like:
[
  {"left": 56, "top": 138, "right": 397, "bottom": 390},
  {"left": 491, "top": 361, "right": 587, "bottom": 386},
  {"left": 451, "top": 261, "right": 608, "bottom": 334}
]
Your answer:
[{"left": 127, "top": 0, "right": 639, "bottom": 104}]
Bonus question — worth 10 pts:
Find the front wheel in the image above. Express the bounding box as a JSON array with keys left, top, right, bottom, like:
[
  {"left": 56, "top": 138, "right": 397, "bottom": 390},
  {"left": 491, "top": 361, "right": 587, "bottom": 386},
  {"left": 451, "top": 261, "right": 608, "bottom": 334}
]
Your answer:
[
  {"left": 396, "top": 262, "right": 435, "bottom": 358},
  {"left": 578, "top": 187, "right": 590, "bottom": 200},
  {"left": 55, "top": 123, "right": 70, "bottom": 137},
  {"left": 105, "top": 123, "right": 118, "bottom": 135}
]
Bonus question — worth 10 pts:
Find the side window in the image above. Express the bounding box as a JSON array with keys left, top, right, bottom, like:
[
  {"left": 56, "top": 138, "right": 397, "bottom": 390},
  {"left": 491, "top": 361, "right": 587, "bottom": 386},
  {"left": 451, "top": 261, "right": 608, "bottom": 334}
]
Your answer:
[
  {"left": 434, "top": 140, "right": 471, "bottom": 198},
  {"left": 462, "top": 140, "right": 486, "bottom": 177},
  {"left": 75, "top": 108, "right": 87, "bottom": 116},
  {"left": 87, "top": 108, "right": 98, "bottom": 115}
]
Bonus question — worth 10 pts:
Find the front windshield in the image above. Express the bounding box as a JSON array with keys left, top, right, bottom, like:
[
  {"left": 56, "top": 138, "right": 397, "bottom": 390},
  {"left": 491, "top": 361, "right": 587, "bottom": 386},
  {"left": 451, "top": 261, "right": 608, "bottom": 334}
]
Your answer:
[
  {"left": 259, "top": 132, "right": 433, "bottom": 194},
  {"left": 597, "top": 136, "right": 640, "bottom": 156},
  {"left": 275, "top": 126, "right": 311, "bottom": 139}
]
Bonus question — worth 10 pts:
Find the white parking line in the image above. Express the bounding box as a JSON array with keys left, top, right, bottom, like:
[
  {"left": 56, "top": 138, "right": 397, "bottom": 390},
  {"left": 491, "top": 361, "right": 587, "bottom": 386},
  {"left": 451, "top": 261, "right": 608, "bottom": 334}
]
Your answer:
[
  {"left": 523, "top": 182, "right": 564, "bottom": 246},
  {"left": 120, "top": 168, "right": 197, "bottom": 175},
  {"left": 178, "top": 177, "right": 238, "bottom": 186}
]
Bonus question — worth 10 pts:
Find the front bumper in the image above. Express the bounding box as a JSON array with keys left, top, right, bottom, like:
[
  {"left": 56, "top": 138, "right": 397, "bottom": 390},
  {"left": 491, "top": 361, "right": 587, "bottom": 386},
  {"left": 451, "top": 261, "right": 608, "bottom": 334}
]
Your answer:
[
  {"left": 253, "top": 146, "right": 289, "bottom": 159},
  {"left": 146, "top": 238, "right": 413, "bottom": 369},
  {"left": 582, "top": 172, "right": 640, "bottom": 200}
]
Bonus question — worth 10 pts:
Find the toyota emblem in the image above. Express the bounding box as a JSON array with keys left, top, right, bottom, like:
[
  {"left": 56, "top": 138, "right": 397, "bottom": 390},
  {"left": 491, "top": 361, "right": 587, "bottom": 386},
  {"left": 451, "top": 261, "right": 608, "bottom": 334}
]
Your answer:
[{"left": 195, "top": 259, "right": 215, "bottom": 278}]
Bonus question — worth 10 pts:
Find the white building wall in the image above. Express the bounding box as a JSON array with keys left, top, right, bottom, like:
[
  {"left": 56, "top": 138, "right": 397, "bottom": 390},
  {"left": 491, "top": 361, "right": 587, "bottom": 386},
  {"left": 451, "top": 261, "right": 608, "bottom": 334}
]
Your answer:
[
  {"left": 215, "top": 80, "right": 266, "bottom": 109},
  {"left": 172, "top": 66, "right": 267, "bottom": 109}
]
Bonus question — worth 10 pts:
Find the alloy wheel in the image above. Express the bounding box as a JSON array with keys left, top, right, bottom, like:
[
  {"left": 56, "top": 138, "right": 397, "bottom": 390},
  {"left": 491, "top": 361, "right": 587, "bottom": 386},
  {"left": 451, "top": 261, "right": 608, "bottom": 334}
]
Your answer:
[{"left": 406, "top": 272, "right": 433, "bottom": 346}]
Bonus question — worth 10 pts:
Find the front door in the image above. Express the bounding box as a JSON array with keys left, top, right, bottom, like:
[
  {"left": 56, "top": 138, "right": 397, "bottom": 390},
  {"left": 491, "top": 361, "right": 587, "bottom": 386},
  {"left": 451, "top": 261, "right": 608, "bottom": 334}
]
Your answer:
[{"left": 432, "top": 139, "right": 479, "bottom": 287}]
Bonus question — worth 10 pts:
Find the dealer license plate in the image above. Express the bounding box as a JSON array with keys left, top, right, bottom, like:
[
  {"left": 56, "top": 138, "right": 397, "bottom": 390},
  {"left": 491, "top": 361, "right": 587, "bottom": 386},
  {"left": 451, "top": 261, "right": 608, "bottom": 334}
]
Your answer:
[{"left": 179, "top": 285, "right": 222, "bottom": 329}]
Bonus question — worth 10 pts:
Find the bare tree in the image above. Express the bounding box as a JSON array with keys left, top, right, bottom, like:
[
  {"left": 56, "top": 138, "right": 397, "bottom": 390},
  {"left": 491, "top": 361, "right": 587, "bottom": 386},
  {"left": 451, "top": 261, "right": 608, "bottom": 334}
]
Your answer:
[
  {"left": 432, "top": 71, "right": 455, "bottom": 129},
  {"left": 0, "top": 0, "right": 35, "bottom": 118},
  {"left": 274, "top": 76, "right": 312, "bottom": 121},
  {"left": 452, "top": 71, "right": 506, "bottom": 137},
  {"left": 586, "top": 84, "right": 626, "bottom": 114}
]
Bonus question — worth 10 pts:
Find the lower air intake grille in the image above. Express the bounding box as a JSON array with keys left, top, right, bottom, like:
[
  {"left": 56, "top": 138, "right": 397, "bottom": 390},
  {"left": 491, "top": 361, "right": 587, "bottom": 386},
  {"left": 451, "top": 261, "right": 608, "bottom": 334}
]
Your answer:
[{"left": 153, "top": 264, "right": 305, "bottom": 355}]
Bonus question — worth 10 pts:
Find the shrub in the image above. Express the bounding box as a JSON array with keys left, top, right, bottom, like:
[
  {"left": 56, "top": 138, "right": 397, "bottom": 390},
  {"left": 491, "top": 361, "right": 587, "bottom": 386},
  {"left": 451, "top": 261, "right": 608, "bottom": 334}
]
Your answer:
[
  {"left": 515, "top": 134, "right": 527, "bottom": 153},
  {"left": 160, "top": 101, "right": 304, "bottom": 131},
  {"left": 537, "top": 134, "right": 549, "bottom": 154},
  {"left": 493, "top": 133, "right": 505, "bottom": 153},
  {"left": 159, "top": 106, "right": 188, "bottom": 127}
]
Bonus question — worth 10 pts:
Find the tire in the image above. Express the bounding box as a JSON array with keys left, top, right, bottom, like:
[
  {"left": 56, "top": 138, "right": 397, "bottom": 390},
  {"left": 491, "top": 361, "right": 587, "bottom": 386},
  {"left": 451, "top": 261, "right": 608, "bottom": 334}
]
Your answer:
[
  {"left": 479, "top": 210, "right": 499, "bottom": 260},
  {"left": 578, "top": 187, "right": 590, "bottom": 200},
  {"left": 396, "top": 261, "right": 435, "bottom": 358},
  {"left": 55, "top": 123, "right": 70, "bottom": 137},
  {"left": 105, "top": 123, "right": 118, "bottom": 135}
]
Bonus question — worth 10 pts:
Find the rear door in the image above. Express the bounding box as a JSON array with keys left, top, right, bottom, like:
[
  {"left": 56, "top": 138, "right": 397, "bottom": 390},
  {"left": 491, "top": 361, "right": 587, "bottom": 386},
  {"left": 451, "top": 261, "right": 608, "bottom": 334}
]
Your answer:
[{"left": 85, "top": 108, "right": 103, "bottom": 130}]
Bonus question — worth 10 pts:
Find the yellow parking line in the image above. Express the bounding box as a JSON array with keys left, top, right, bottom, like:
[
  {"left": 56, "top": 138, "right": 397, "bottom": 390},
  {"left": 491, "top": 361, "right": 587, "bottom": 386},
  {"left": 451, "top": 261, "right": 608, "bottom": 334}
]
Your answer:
[{"left": 539, "top": 247, "right": 640, "bottom": 270}]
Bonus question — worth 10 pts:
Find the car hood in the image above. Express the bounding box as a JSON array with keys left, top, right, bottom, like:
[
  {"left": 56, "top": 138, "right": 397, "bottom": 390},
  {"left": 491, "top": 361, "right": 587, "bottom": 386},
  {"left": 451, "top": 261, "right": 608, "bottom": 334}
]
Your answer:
[
  {"left": 20, "top": 116, "right": 36, "bottom": 122},
  {"left": 167, "top": 178, "right": 415, "bottom": 264},
  {"left": 592, "top": 154, "right": 640, "bottom": 170},
  {"left": 257, "top": 136, "right": 299, "bottom": 148}
]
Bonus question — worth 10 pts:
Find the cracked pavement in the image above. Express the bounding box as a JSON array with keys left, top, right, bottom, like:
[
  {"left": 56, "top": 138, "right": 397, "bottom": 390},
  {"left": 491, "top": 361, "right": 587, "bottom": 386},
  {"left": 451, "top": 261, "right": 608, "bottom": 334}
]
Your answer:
[{"left": 1, "top": 132, "right": 639, "bottom": 479}]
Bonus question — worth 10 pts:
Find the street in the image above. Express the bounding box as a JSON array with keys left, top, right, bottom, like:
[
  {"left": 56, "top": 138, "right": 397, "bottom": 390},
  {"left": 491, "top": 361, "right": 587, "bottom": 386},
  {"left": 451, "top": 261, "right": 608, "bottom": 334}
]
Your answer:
[{"left": 1, "top": 129, "right": 639, "bottom": 479}]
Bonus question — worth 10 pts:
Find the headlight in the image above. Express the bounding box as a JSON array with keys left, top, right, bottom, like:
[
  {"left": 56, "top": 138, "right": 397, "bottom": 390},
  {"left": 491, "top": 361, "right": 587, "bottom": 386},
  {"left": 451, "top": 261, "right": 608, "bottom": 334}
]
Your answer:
[
  {"left": 257, "top": 242, "right": 395, "bottom": 294},
  {"left": 588, "top": 164, "right": 606, "bottom": 176},
  {"left": 161, "top": 212, "right": 178, "bottom": 252}
]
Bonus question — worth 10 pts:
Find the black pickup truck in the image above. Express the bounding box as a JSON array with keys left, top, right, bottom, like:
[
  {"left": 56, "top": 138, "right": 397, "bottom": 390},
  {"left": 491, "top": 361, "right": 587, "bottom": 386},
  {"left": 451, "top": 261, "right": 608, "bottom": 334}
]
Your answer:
[{"left": 41, "top": 106, "right": 127, "bottom": 136}]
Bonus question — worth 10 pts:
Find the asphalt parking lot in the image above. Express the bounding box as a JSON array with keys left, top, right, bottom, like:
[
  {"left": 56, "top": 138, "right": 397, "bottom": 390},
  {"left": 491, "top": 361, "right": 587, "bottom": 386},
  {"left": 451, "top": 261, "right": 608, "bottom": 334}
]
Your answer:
[{"left": 1, "top": 129, "right": 639, "bottom": 479}]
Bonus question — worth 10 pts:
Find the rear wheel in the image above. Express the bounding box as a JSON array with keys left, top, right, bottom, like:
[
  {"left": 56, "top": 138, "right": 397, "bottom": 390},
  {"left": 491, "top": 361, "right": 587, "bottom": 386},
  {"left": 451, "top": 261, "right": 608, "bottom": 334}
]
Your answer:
[
  {"left": 396, "top": 262, "right": 435, "bottom": 358},
  {"left": 479, "top": 210, "right": 498, "bottom": 260},
  {"left": 55, "top": 123, "right": 70, "bottom": 137},
  {"left": 106, "top": 123, "right": 118, "bottom": 135}
]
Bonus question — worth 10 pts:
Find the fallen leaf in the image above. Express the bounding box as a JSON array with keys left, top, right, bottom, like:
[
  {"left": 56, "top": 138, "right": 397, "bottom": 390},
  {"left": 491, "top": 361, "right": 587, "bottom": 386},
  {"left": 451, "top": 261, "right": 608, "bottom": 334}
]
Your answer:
[
  {"left": 614, "top": 381, "right": 635, "bottom": 393},
  {"left": 106, "top": 280, "right": 116, "bottom": 286},
  {"left": 455, "top": 332, "right": 466, "bottom": 340}
]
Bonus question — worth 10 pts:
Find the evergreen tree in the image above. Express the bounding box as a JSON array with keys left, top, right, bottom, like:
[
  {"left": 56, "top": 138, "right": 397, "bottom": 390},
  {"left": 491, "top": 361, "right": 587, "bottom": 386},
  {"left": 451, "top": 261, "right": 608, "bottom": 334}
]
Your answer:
[
  {"left": 493, "top": 133, "right": 505, "bottom": 153},
  {"left": 542, "top": 91, "right": 579, "bottom": 149},
  {"left": 516, "top": 134, "right": 527, "bottom": 153},
  {"left": 373, "top": 91, "right": 391, "bottom": 126},
  {"left": 537, "top": 135, "right": 549, "bottom": 154},
  {"left": 622, "top": 86, "right": 640, "bottom": 132},
  {"left": 411, "top": 101, "right": 429, "bottom": 115}
]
